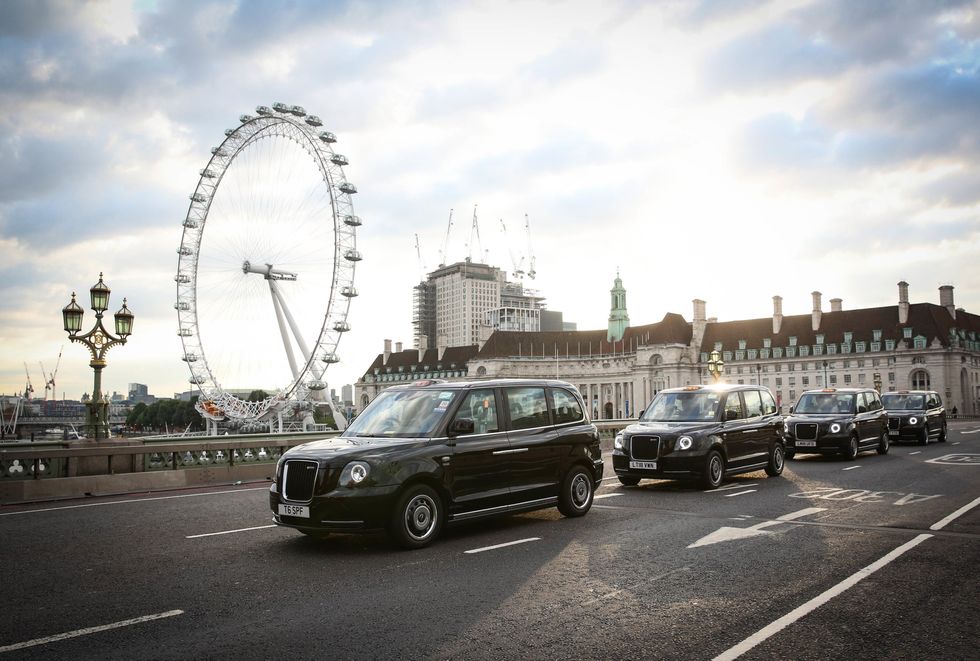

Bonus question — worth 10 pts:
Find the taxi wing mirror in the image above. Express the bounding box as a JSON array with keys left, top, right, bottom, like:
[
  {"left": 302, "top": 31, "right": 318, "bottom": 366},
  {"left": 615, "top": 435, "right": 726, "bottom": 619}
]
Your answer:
[
  {"left": 858, "top": 405, "right": 868, "bottom": 413},
  {"left": 788, "top": 406, "right": 794, "bottom": 414},
  {"left": 724, "top": 409, "right": 739, "bottom": 422},
  {"left": 449, "top": 418, "right": 475, "bottom": 437}
]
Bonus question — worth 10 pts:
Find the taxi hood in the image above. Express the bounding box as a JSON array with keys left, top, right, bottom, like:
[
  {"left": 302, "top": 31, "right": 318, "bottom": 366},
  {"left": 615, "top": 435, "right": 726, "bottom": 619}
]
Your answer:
[
  {"left": 284, "top": 436, "right": 428, "bottom": 461},
  {"left": 625, "top": 421, "right": 719, "bottom": 435}
]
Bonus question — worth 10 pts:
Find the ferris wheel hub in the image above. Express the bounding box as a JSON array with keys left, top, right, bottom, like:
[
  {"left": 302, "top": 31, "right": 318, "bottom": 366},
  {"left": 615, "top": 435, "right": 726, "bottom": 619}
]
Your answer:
[{"left": 242, "top": 260, "right": 298, "bottom": 281}]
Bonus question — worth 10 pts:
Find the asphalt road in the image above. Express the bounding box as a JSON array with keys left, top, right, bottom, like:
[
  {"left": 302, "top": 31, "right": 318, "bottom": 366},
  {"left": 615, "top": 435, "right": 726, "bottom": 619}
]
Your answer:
[{"left": 2, "top": 422, "right": 979, "bottom": 660}]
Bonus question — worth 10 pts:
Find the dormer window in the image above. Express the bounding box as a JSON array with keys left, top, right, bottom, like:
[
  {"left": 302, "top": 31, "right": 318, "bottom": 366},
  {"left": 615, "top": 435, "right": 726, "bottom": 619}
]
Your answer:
[
  {"left": 763, "top": 338, "right": 771, "bottom": 348},
  {"left": 789, "top": 336, "right": 797, "bottom": 346},
  {"left": 873, "top": 329, "right": 882, "bottom": 342},
  {"left": 714, "top": 342, "right": 722, "bottom": 351},
  {"left": 738, "top": 340, "right": 747, "bottom": 350},
  {"left": 843, "top": 332, "right": 853, "bottom": 344},
  {"left": 903, "top": 327, "right": 913, "bottom": 339},
  {"left": 816, "top": 334, "right": 824, "bottom": 344}
]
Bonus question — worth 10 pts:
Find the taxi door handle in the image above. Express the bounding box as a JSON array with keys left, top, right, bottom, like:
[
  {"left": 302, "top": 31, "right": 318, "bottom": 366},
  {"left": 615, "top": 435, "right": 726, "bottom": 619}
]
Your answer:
[{"left": 492, "top": 448, "right": 529, "bottom": 455}]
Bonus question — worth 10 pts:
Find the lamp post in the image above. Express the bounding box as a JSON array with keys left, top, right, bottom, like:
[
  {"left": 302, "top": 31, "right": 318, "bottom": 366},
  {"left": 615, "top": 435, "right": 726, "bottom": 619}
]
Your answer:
[
  {"left": 706, "top": 350, "right": 725, "bottom": 383},
  {"left": 873, "top": 372, "right": 882, "bottom": 393},
  {"left": 823, "top": 360, "right": 829, "bottom": 387},
  {"left": 62, "top": 273, "right": 134, "bottom": 442}
]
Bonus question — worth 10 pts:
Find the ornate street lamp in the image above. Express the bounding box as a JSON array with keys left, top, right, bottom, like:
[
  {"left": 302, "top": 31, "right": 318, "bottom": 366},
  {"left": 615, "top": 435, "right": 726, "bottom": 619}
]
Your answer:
[
  {"left": 873, "top": 372, "right": 882, "bottom": 393},
  {"left": 706, "top": 349, "right": 725, "bottom": 383},
  {"left": 61, "top": 273, "right": 134, "bottom": 441}
]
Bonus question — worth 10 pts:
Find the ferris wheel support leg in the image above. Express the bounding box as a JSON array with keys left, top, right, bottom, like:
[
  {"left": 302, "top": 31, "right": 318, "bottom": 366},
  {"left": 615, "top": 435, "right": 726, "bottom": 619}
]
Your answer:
[
  {"left": 269, "top": 281, "right": 301, "bottom": 380},
  {"left": 270, "top": 279, "right": 313, "bottom": 362}
]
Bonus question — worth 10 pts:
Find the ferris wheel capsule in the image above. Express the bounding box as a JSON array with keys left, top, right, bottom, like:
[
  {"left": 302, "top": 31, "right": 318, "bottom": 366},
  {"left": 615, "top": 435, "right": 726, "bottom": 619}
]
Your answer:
[
  {"left": 343, "top": 215, "right": 362, "bottom": 227},
  {"left": 305, "top": 115, "right": 322, "bottom": 127},
  {"left": 255, "top": 105, "right": 272, "bottom": 115},
  {"left": 272, "top": 102, "right": 289, "bottom": 113}
]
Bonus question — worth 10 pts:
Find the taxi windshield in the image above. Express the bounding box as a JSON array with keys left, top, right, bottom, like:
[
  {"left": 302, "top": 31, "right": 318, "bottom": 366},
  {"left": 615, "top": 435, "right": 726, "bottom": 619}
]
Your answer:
[
  {"left": 640, "top": 391, "right": 721, "bottom": 422},
  {"left": 345, "top": 389, "right": 457, "bottom": 438},
  {"left": 882, "top": 394, "right": 925, "bottom": 410},
  {"left": 795, "top": 392, "right": 855, "bottom": 414}
]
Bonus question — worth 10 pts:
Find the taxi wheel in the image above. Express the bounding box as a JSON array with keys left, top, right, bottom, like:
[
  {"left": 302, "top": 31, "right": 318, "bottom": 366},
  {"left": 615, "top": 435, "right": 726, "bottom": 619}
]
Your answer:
[
  {"left": 842, "top": 435, "right": 859, "bottom": 461},
  {"left": 765, "top": 443, "right": 785, "bottom": 476},
  {"left": 700, "top": 451, "right": 725, "bottom": 489},
  {"left": 389, "top": 484, "right": 443, "bottom": 549},
  {"left": 939, "top": 423, "right": 947, "bottom": 443},
  {"left": 918, "top": 428, "right": 929, "bottom": 446},
  {"left": 877, "top": 432, "right": 890, "bottom": 455},
  {"left": 558, "top": 466, "right": 594, "bottom": 517},
  {"left": 618, "top": 476, "right": 641, "bottom": 487}
]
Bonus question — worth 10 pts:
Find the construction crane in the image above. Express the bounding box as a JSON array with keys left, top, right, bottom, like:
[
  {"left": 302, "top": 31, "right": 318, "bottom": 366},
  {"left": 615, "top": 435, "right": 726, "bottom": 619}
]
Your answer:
[
  {"left": 23, "top": 363, "right": 34, "bottom": 400},
  {"left": 414, "top": 233, "right": 427, "bottom": 281},
  {"left": 438, "top": 208, "right": 454, "bottom": 268},
  {"left": 524, "top": 213, "right": 537, "bottom": 279},
  {"left": 38, "top": 361, "right": 51, "bottom": 401},
  {"left": 47, "top": 346, "right": 63, "bottom": 400},
  {"left": 466, "top": 205, "right": 485, "bottom": 263},
  {"left": 499, "top": 218, "right": 525, "bottom": 279}
]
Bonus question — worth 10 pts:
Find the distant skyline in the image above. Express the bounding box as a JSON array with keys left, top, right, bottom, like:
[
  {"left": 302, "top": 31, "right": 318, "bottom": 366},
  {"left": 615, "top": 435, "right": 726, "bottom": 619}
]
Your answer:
[{"left": 2, "top": 0, "right": 978, "bottom": 401}]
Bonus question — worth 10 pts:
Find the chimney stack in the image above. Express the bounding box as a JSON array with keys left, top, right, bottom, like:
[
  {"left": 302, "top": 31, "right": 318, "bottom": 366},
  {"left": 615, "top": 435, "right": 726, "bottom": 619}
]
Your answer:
[
  {"left": 772, "top": 295, "right": 783, "bottom": 335},
  {"left": 417, "top": 335, "right": 428, "bottom": 363},
  {"left": 830, "top": 298, "right": 842, "bottom": 312},
  {"left": 898, "top": 281, "right": 910, "bottom": 324},
  {"left": 395, "top": 341, "right": 403, "bottom": 353},
  {"left": 437, "top": 334, "right": 448, "bottom": 361},
  {"left": 383, "top": 339, "right": 392, "bottom": 365},
  {"left": 811, "top": 291, "right": 822, "bottom": 331},
  {"left": 939, "top": 285, "right": 955, "bottom": 319},
  {"left": 692, "top": 299, "right": 706, "bottom": 323}
]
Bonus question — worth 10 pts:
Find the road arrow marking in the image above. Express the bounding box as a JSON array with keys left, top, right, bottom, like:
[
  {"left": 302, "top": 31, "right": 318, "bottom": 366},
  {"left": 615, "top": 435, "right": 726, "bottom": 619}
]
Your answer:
[{"left": 688, "top": 507, "right": 826, "bottom": 548}]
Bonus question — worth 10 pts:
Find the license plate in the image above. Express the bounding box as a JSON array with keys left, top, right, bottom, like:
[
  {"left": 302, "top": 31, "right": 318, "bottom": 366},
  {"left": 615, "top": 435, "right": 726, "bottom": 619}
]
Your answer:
[
  {"left": 278, "top": 504, "right": 309, "bottom": 518},
  {"left": 889, "top": 431, "right": 899, "bottom": 437},
  {"left": 630, "top": 460, "right": 657, "bottom": 470},
  {"left": 796, "top": 440, "right": 816, "bottom": 447}
]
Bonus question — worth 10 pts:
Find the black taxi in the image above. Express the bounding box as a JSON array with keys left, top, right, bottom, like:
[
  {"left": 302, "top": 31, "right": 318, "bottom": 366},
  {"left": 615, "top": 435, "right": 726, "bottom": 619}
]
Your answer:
[
  {"left": 612, "top": 384, "right": 785, "bottom": 490},
  {"left": 882, "top": 390, "right": 948, "bottom": 445},
  {"left": 783, "top": 387, "right": 889, "bottom": 460},
  {"left": 270, "top": 379, "right": 603, "bottom": 548}
]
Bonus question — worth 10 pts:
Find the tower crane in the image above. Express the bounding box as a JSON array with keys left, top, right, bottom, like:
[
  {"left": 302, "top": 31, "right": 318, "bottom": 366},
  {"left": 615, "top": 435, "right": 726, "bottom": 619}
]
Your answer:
[
  {"left": 414, "top": 233, "right": 427, "bottom": 281},
  {"left": 466, "top": 205, "right": 485, "bottom": 263},
  {"left": 23, "top": 363, "right": 34, "bottom": 400},
  {"left": 499, "top": 219, "right": 525, "bottom": 279},
  {"left": 524, "top": 213, "right": 537, "bottom": 279},
  {"left": 438, "top": 209, "right": 454, "bottom": 268},
  {"left": 39, "top": 361, "right": 51, "bottom": 401},
  {"left": 47, "top": 346, "right": 63, "bottom": 400}
]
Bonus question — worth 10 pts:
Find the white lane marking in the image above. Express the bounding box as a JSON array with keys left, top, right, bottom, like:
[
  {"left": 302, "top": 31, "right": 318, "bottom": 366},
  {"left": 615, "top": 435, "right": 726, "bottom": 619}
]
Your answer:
[
  {"left": 712, "top": 483, "right": 758, "bottom": 493},
  {"left": 724, "top": 490, "right": 757, "bottom": 498},
  {"left": 464, "top": 537, "right": 541, "bottom": 554},
  {"left": 959, "top": 429, "right": 980, "bottom": 435},
  {"left": 186, "top": 525, "right": 276, "bottom": 539},
  {"left": 714, "top": 497, "right": 980, "bottom": 660},
  {"left": 909, "top": 451, "right": 921, "bottom": 455},
  {"left": 600, "top": 476, "right": 622, "bottom": 483},
  {"left": 688, "top": 507, "right": 826, "bottom": 548},
  {"left": 594, "top": 493, "right": 623, "bottom": 500},
  {"left": 712, "top": 534, "right": 933, "bottom": 661},
  {"left": 583, "top": 566, "right": 691, "bottom": 605},
  {"left": 842, "top": 466, "right": 861, "bottom": 471},
  {"left": 930, "top": 495, "right": 980, "bottom": 531},
  {"left": 952, "top": 441, "right": 961, "bottom": 445},
  {"left": 0, "top": 488, "right": 267, "bottom": 517},
  {"left": 0, "top": 610, "right": 184, "bottom": 653}
]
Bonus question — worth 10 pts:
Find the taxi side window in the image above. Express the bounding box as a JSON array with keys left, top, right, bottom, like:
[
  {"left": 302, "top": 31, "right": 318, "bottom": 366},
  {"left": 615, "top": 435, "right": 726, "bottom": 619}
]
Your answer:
[
  {"left": 857, "top": 392, "right": 870, "bottom": 413},
  {"left": 550, "top": 388, "right": 583, "bottom": 424},
  {"left": 506, "top": 387, "right": 550, "bottom": 430},
  {"left": 868, "top": 391, "right": 882, "bottom": 411},
  {"left": 760, "top": 389, "right": 777, "bottom": 415},
  {"left": 723, "top": 392, "right": 744, "bottom": 421},
  {"left": 929, "top": 393, "right": 941, "bottom": 408},
  {"left": 743, "top": 389, "right": 764, "bottom": 418},
  {"left": 454, "top": 388, "right": 499, "bottom": 436}
]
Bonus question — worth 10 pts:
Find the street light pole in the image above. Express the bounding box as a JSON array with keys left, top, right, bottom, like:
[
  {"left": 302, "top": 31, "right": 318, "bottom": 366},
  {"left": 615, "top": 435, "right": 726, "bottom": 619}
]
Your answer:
[
  {"left": 707, "top": 350, "right": 725, "bottom": 383},
  {"left": 62, "top": 273, "right": 134, "bottom": 442},
  {"left": 823, "top": 360, "right": 829, "bottom": 387}
]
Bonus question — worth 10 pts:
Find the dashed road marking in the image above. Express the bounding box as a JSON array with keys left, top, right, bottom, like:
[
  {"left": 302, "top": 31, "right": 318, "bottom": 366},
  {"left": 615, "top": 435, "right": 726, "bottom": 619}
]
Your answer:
[
  {"left": 909, "top": 451, "right": 921, "bottom": 455},
  {"left": 959, "top": 429, "right": 980, "bottom": 435},
  {"left": 712, "top": 483, "right": 758, "bottom": 493},
  {"left": 843, "top": 466, "right": 861, "bottom": 471},
  {"left": 464, "top": 537, "right": 540, "bottom": 554},
  {"left": 186, "top": 524, "right": 276, "bottom": 539},
  {"left": 0, "top": 610, "right": 184, "bottom": 653},
  {"left": 594, "top": 493, "right": 623, "bottom": 500},
  {"left": 724, "top": 490, "right": 757, "bottom": 498}
]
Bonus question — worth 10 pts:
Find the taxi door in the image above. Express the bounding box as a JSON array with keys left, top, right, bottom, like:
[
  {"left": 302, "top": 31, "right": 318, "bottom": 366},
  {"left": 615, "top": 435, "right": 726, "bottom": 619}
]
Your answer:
[
  {"left": 503, "top": 385, "right": 562, "bottom": 502},
  {"left": 718, "top": 391, "right": 755, "bottom": 469},
  {"left": 445, "top": 387, "right": 514, "bottom": 514}
]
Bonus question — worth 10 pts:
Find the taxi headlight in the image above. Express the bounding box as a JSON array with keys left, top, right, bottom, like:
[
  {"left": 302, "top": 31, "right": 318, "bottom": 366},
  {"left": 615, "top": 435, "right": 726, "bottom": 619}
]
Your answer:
[
  {"left": 829, "top": 423, "right": 841, "bottom": 434},
  {"left": 676, "top": 435, "right": 694, "bottom": 451},
  {"left": 340, "top": 461, "right": 370, "bottom": 486},
  {"left": 783, "top": 421, "right": 789, "bottom": 434},
  {"left": 614, "top": 432, "right": 625, "bottom": 450},
  {"left": 908, "top": 416, "right": 918, "bottom": 425}
]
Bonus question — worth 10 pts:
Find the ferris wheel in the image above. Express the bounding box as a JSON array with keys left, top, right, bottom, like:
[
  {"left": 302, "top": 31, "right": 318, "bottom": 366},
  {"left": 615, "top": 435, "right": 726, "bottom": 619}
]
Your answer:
[{"left": 175, "top": 102, "right": 361, "bottom": 424}]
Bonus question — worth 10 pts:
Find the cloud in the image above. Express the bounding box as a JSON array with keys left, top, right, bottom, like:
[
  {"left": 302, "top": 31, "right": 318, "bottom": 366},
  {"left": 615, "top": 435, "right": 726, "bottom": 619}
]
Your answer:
[{"left": 735, "top": 112, "right": 832, "bottom": 171}]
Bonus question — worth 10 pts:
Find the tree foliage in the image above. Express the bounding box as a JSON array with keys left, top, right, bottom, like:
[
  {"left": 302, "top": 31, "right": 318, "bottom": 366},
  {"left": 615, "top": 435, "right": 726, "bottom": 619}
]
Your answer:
[{"left": 126, "top": 397, "right": 203, "bottom": 432}]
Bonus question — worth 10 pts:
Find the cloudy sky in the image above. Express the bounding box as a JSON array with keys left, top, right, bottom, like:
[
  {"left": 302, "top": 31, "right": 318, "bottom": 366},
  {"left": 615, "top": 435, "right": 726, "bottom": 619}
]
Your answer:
[{"left": 2, "top": 0, "right": 978, "bottom": 403}]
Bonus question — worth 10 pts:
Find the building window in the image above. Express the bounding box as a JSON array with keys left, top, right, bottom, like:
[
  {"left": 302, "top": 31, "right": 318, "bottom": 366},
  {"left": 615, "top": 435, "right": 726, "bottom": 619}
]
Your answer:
[
  {"left": 775, "top": 378, "right": 782, "bottom": 386},
  {"left": 816, "top": 334, "right": 824, "bottom": 345},
  {"left": 844, "top": 374, "right": 852, "bottom": 384},
  {"left": 787, "top": 347, "right": 797, "bottom": 357},
  {"left": 738, "top": 340, "right": 747, "bottom": 350},
  {"left": 903, "top": 327, "right": 913, "bottom": 339},
  {"left": 871, "top": 341, "right": 881, "bottom": 352},
  {"left": 914, "top": 336, "right": 927, "bottom": 349},
  {"left": 830, "top": 374, "right": 838, "bottom": 385},
  {"left": 827, "top": 344, "right": 837, "bottom": 355},
  {"left": 888, "top": 372, "right": 896, "bottom": 383},
  {"left": 761, "top": 348, "right": 770, "bottom": 359},
  {"left": 885, "top": 340, "right": 896, "bottom": 351},
  {"left": 789, "top": 336, "right": 798, "bottom": 346},
  {"left": 844, "top": 332, "right": 853, "bottom": 344},
  {"left": 723, "top": 351, "right": 733, "bottom": 361},
  {"left": 802, "top": 376, "right": 809, "bottom": 386},
  {"left": 748, "top": 349, "right": 758, "bottom": 360},
  {"left": 858, "top": 373, "right": 866, "bottom": 383},
  {"left": 812, "top": 345, "right": 823, "bottom": 356},
  {"left": 714, "top": 342, "right": 722, "bottom": 351},
  {"left": 911, "top": 369, "right": 930, "bottom": 389},
  {"left": 873, "top": 329, "right": 882, "bottom": 342},
  {"left": 773, "top": 347, "right": 783, "bottom": 358},
  {"left": 856, "top": 341, "right": 866, "bottom": 352},
  {"left": 800, "top": 345, "right": 810, "bottom": 357},
  {"left": 763, "top": 338, "right": 772, "bottom": 348},
  {"left": 735, "top": 350, "right": 745, "bottom": 360}
]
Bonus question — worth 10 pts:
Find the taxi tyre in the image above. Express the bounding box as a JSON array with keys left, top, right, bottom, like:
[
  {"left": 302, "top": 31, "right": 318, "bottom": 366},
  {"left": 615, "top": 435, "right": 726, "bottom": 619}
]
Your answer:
[
  {"left": 701, "top": 450, "right": 725, "bottom": 490},
  {"left": 842, "top": 435, "right": 859, "bottom": 461},
  {"left": 877, "top": 431, "right": 890, "bottom": 455},
  {"left": 558, "top": 465, "right": 594, "bottom": 517},
  {"left": 388, "top": 484, "right": 444, "bottom": 550},
  {"left": 618, "top": 476, "right": 641, "bottom": 487},
  {"left": 765, "top": 442, "right": 785, "bottom": 477},
  {"left": 918, "top": 428, "right": 929, "bottom": 446},
  {"left": 939, "top": 424, "right": 947, "bottom": 442}
]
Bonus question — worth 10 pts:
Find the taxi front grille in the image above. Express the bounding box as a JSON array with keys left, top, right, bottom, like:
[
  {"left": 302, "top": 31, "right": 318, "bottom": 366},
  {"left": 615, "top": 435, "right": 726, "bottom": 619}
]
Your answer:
[
  {"left": 283, "top": 460, "right": 319, "bottom": 502},
  {"left": 630, "top": 436, "right": 661, "bottom": 460},
  {"left": 888, "top": 417, "right": 901, "bottom": 430},
  {"left": 795, "top": 423, "right": 818, "bottom": 441}
]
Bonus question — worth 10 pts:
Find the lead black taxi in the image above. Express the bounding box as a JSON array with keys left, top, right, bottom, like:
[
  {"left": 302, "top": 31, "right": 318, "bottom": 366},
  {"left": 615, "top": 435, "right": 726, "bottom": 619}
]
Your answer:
[
  {"left": 270, "top": 379, "right": 603, "bottom": 548},
  {"left": 612, "top": 384, "right": 785, "bottom": 490},
  {"left": 783, "top": 387, "right": 889, "bottom": 460}
]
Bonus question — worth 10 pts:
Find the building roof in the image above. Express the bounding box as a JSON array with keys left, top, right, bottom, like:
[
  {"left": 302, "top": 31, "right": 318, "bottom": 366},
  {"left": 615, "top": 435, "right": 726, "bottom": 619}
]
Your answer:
[
  {"left": 700, "top": 302, "right": 980, "bottom": 352},
  {"left": 362, "top": 345, "right": 480, "bottom": 377}
]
